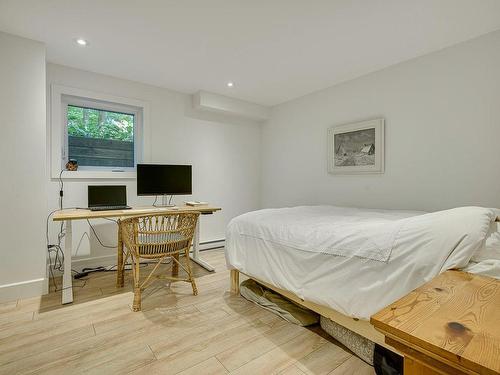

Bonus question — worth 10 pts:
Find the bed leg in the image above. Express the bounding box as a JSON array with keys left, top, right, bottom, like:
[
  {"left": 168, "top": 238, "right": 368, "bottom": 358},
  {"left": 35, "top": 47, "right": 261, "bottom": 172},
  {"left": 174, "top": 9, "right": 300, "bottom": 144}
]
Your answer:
[{"left": 230, "top": 269, "right": 240, "bottom": 295}]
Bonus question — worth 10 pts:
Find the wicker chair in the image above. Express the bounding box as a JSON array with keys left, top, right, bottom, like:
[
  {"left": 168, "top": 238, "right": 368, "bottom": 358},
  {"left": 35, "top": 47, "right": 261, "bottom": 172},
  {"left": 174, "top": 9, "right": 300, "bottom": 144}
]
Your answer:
[{"left": 116, "top": 211, "right": 200, "bottom": 311}]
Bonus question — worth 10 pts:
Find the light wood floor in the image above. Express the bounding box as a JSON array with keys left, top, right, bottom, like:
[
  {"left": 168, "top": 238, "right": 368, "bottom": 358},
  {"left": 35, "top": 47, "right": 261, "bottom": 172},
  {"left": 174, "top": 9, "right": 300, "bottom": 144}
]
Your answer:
[{"left": 0, "top": 249, "right": 375, "bottom": 375}]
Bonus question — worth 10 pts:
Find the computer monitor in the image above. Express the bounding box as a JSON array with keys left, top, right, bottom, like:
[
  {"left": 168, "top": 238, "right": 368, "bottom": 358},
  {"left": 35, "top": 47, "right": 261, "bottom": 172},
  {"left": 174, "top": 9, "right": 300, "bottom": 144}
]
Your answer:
[{"left": 137, "top": 164, "right": 192, "bottom": 196}]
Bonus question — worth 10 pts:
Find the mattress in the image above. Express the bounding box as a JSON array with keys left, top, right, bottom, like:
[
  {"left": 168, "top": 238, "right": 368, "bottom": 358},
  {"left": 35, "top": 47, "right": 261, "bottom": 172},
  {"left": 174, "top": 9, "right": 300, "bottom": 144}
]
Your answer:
[{"left": 225, "top": 205, "right": 495, "bottom": 320}]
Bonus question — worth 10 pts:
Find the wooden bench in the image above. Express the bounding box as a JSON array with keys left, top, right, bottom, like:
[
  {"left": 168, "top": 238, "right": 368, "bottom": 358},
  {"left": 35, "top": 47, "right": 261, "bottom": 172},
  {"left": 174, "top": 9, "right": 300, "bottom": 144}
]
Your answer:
[{"left": 371, "top": 270, "right": 500, "bottom": 375}]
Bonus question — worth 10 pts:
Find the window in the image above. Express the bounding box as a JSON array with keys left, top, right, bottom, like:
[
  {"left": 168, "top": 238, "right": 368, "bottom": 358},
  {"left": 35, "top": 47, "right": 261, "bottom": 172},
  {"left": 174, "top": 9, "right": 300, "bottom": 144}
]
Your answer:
[
  {"left": 51, "top": 85, "right": 149, "bottom": 179},
  {"left": 66, "top": 104, "right": 135, "bottom": 168}
]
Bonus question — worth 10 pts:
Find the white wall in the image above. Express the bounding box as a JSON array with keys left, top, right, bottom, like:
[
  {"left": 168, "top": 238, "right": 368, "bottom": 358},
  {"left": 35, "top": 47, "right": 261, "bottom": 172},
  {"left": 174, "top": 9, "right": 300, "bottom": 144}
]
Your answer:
[
  {"left": 46, "top": 64, "right": 261, "bottom": 267},
  {"left": 7, "top": 27, "right": 499, "bottom": 301},
  {"left": 261, "top": 30, "right": 500, "bottom": 211},
  {"left": 0, "top": 32, "right": 47, "bottom": 301}
]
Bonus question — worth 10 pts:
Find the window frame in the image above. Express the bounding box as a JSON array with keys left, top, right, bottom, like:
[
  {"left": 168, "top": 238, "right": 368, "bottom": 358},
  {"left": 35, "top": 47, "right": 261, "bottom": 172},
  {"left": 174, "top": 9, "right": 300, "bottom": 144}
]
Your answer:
[
  {"left": 50, "top": 85, "right": 150, "bottom": 179},
  {"left": 63, "top": 96, "right": 140, "bottom": 172}
]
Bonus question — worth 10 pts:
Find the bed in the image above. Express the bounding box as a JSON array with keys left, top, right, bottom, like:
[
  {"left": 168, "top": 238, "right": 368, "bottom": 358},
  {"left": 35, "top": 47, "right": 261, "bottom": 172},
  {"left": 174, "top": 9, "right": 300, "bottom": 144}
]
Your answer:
[{"left": 225, "top": 205, "right": 500, "bottom": 350}]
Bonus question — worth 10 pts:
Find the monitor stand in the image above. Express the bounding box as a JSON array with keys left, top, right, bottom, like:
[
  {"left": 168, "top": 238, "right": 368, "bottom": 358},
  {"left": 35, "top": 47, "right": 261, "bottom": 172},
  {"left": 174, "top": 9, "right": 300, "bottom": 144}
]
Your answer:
[{"left": 154, "top": 194, "right": 175, "bottom": 208}]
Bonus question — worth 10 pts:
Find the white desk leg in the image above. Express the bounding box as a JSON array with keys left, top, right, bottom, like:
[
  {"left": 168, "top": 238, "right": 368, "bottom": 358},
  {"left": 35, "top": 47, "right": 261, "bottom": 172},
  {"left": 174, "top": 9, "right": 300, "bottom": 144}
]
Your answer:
[
  {"left": 62, "top": 220, "right": 73, "bottom": 304},
  {"left": 189, "top": 217, "right": 215, "bottom": 272}
]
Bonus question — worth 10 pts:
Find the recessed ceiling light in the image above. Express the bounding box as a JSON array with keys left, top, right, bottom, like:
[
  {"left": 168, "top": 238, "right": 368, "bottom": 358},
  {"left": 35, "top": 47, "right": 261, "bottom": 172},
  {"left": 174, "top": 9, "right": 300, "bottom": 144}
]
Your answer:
[
  {"left": 226, "top": 82, "right": 234, "bottom": 87},
  {"left": 76, "top": 38, "right": 88, "bottom": 46}
]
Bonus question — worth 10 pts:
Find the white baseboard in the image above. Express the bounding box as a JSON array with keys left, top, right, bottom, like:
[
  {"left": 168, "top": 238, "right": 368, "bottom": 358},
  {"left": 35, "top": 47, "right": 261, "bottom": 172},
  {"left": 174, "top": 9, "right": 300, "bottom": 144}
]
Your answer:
[
  {"left": 0, "top": 278, "right": 48, "bottom": 303},
  {"left": 72, "top": 254, "right": 117, "bottom": 271},
  {"left": 199, "top": 239, "right": 225, "bottom": 251},
  {"left": 49, "top": 239, "right": 225, "bottom": 275},
  {"left": 3, "top": 240, "right": 226, "bottom": 303}
]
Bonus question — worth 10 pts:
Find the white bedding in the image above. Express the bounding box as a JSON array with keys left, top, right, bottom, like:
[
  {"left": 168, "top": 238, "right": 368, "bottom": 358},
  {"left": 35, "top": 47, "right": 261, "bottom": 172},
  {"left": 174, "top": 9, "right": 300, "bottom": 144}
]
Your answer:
[{"left": 225, "top": 205, "right": 495, "bottom": 320}]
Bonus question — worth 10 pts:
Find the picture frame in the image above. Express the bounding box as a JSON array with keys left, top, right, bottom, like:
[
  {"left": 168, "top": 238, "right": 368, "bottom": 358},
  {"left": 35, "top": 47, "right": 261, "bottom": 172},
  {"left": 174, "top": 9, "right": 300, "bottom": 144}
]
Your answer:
[{"left": 327, "top": 118, "right": 384, "bottom": 174}]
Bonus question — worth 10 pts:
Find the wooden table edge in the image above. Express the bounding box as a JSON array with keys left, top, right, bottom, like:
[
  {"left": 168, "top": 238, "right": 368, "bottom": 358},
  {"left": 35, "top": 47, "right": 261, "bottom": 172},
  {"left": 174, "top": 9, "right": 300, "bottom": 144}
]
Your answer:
[
  {"left": 52, "top": 206, "right": 222, "bottom": 221},
  {"left": 370, "top": 271, "right": 500, "bottom": 375}
]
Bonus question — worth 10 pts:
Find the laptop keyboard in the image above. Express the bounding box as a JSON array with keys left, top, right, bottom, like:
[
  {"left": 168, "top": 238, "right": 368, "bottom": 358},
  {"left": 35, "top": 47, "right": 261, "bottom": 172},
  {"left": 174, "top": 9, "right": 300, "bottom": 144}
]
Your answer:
[{"left": 89, "top": 205, "right": 131, "bottom": 211}]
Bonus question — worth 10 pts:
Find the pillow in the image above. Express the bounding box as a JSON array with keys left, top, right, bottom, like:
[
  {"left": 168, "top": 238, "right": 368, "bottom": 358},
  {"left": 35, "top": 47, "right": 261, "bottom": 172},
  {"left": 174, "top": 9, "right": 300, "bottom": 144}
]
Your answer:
[{"left": 472, "top": 221, "right": 500, "bottom": 262}]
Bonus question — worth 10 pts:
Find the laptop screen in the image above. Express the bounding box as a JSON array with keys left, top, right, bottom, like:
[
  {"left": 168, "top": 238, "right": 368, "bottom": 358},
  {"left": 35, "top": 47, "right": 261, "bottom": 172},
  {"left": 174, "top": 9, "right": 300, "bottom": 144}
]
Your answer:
[{"left": 88, "top": 185, "right": 127, "bottom": 208}]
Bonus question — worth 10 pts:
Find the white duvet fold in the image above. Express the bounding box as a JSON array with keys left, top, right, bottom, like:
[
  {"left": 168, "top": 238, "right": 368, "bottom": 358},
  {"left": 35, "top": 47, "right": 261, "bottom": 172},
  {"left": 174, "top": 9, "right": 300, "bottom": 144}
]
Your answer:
[
  {"left": 232, "top": 206, "right": 493, "bottom": 263},
  {"left": 233, "top": 206, "right": 414, "bottom": 262}
]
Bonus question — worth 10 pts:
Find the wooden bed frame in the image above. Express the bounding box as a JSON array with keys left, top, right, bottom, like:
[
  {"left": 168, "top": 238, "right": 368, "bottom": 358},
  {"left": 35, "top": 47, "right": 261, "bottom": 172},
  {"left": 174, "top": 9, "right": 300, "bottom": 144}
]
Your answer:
[
  {"left": 228, "top": 217, "right": 500, "bottom": 357},
  {"left": 230, "top": 269, "right": 398, "bottom": 353}
]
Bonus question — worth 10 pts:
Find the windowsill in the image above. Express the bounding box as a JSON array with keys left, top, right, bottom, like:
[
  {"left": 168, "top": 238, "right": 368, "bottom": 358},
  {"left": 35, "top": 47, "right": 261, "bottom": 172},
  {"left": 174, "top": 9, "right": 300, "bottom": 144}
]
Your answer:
[{"left": 53, "top": 170, "right": 137, "bottom": 180}]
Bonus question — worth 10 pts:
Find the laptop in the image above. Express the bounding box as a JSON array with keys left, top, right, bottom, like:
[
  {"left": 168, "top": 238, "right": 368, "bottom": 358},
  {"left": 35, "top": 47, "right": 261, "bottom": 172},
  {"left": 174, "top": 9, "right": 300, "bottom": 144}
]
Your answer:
[{"left": 88, "top": 185, "right": 131, "bottom": 211}]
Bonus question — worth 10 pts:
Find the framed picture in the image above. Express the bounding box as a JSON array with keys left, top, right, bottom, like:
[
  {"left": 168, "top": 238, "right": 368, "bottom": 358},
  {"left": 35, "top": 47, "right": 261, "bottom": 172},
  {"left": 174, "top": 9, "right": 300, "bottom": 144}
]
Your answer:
[{"left": 328, "top": 118, "right": 384, "bottom": 174}]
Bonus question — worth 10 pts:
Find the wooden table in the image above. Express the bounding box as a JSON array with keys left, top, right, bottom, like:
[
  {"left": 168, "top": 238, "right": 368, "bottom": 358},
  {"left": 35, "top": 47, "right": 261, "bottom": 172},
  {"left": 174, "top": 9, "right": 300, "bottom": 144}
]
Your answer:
[
  {"left": 371, "top": 270, "right": 500, "bottom": 375},
  {"left": 53, "top": 205, "right": 221, "bottom": 305}
]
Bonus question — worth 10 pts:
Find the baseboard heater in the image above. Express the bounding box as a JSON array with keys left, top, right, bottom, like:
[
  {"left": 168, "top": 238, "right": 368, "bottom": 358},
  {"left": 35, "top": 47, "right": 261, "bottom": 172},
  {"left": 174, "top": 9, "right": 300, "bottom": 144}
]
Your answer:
[{"left": 198, "top": 238, "right": 225, "bottom": 251}]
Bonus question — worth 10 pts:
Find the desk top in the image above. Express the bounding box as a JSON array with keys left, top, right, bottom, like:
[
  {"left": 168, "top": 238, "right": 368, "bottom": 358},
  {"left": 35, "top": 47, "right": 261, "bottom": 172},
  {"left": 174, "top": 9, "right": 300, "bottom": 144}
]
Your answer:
[
  {"left": 53, "top": 205, "right": 221, "bottom": 221},
  {"left": 371, "top": 270, "right": 500, "bottom": 374}
]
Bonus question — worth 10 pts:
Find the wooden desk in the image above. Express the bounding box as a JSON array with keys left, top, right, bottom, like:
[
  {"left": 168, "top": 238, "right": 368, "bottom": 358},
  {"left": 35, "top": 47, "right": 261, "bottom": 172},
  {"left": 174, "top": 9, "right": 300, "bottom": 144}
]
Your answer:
[
  {"left": 371, "top": 271, "right": 500, "bottom": 375},
  {"left": 53, "top": 205, "right": 221, "bottom": 305}
]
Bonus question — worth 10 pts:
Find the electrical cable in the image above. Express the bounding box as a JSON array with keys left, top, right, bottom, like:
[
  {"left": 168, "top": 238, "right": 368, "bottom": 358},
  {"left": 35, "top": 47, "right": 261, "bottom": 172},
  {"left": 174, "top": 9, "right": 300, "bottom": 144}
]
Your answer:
[
  {"left": 72, "top": 259, "right": 172, "bottom": 279},
  {"left": 76, "top": 263, "right": 141, "bottom": 276},
  {"left": 48, "top": 171, "right": 175, "bottom": 289},
  {"left": 86, "top": 219, "right": 117, "bottom": 249},
  {"left": 58, "top": 169, "right": 64, "bottom": 210},
  {"left": 46, "top": 167, "right": 88, "bottom": 291}
]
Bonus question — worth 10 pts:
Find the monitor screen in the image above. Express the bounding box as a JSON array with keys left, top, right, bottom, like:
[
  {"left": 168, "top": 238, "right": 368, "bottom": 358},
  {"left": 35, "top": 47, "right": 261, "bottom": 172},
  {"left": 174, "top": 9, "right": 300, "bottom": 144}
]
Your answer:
[
  {"left": 88, "top": 185, "right": 127, "bottom": 207},
  {"left": 137, "top": 164, "right": 192, "bottom": 196}
]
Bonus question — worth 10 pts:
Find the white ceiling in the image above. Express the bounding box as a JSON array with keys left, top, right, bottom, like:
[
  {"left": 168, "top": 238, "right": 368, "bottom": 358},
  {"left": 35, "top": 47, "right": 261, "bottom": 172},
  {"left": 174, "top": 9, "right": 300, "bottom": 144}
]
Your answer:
[{"left": 1, "top": 0, "right": 500, "bottom": 106}]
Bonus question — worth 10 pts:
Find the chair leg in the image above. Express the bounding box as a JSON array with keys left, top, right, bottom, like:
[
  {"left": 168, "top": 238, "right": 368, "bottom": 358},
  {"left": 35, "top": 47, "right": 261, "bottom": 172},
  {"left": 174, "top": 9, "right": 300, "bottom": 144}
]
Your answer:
[
  {"left": 116, "top": 223, "right": 124, "bottom": 288},
  {"left": 132, "top": 256, "right": 142, "bottom": 312},
  {"left": 171, "top": 253, "right": 179, "bottom": 277},
  {"left": 185, "top": 248, "right": 198, "bottom": 296},
  {"left": 191, "top": 278, "right": 198, "bottom": 296}
]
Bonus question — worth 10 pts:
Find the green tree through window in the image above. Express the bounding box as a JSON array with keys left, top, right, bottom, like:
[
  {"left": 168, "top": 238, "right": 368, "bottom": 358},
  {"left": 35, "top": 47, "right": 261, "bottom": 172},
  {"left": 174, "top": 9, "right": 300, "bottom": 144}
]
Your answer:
[
  {"left": 67, "top": 105, "right": 135, "bottom": 168},
  {"left": 67, "top": 105, "right": 134, "bottom": 141}
]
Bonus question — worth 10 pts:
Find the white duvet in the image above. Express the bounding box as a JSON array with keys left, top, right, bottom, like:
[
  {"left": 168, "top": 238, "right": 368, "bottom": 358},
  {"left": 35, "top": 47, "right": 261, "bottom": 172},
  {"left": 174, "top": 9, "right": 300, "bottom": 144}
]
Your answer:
[{"left": 225, "top": 206, "right": 495, "bottom": 320}]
